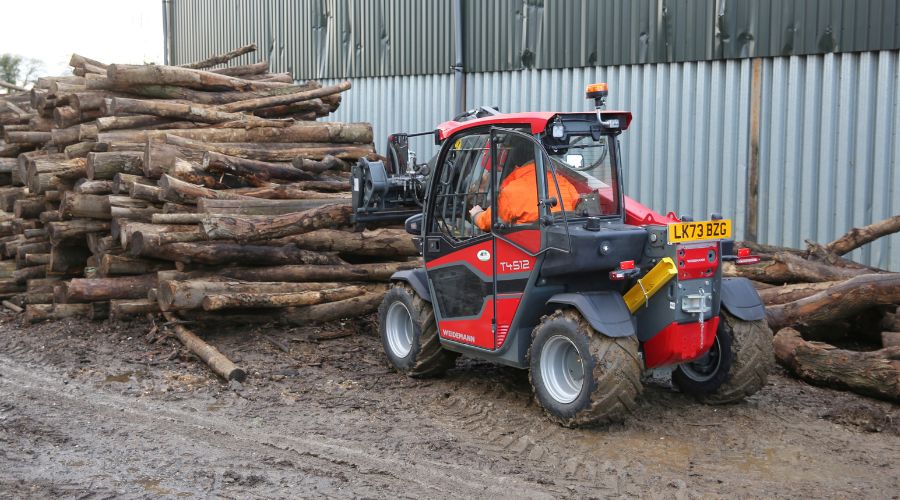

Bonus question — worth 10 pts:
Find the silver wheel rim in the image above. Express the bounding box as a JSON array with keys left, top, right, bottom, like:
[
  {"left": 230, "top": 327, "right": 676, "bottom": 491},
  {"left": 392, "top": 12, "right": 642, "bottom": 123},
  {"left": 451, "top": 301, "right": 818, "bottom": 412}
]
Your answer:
[
  {"left": 539, "top": 335, "right": 584, "bottom": 404},
  {"left": 385, "top": 301, "right": 414, "bottom": 358},
  {"left": 680, "top": 336, "right": 722, "bottom": 382}
]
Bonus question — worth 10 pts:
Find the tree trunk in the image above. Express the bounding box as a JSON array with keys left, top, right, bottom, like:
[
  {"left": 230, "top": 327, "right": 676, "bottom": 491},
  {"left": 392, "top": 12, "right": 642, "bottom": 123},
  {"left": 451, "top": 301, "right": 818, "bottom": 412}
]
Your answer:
[
  {"left": 25, "top": 303, "right": 91, "bottom": 324},
  {"left": 165, "top": 134, "right": 374, "bottom": 161},
  {"left": 135, "top": 241, "right": 344, "bottom": 266},
  {"left": 766, "top": 274, "right": 900, "bottom": 332},
  {"left": 201, "top": 203, "right": 352, "bottom": 241},
  {"left": 13, "top": 198, "right": 46, "bottom": 219},
  {"left": 238, "top": 181, "right": 351, "bottom": 198},
  {"left": 143, "top": 143, "right": 206, "bottom": 179},
  {"left": 825, "top": 215, "right": 900, "bottom": 256},
  {"left": 99, "top": 121, "right": 373, "bottom": 145},
  {"left": 157, "top": 174, "right": 252, "bottom": 204},
  {"left": 198, "top": 197, "right": 346, "bottom": 216},
  {"left": 151, "top": 213, "right": 203, "bottom": 224},
  {"left": 46, "top": 219, "right": 111, "bottom": 244},
  {"left": 774, "top": 327, "right": 900, "bottom": 403},
  {"left": 107, "top": 97, "right": 291, "bottom": 128},
  {"left": 202, "top": 151, "right": 314, "bottom": 182},
  {"left": 219, "top": 261, "right": 418, "bottom": 282},
  {"left": 756, "top": 281, "right": 843, "bottom": 306},
  {"left": 208, "top": 61, "right": 268, "bottom": 77},
  {"left": 724, "top": 252, "right": 873, "bottom": 284},
  {"left": 292, "top": 155, "right": 347, "bottom": 174},
  {"left": 106, "top": 63, "right": 289, "bottom": 92},
  {"left": 217, "top": 81, "right": 350, "bottom": 112},
  {"left": 98, "top": 254, "right": 174, "bottom": 276},
  {"left": 13, "top": 265, "right": 46, "bottom": 284},
  {"left": 110, "top": 298, "right": 160, "bottom": 319},
  {"left": 60, "top": 274, "right": 158, "bottom": 303},
  {"left": 180, "top": 43, "right": 257, "bottom": 69},
  {"left": 158, "top": 280, "right": 347, "bottom": 311},
  {"left": 130, "top": 182, "right": 162, "bottom": 202},
  {"left": 271, "top": 228, "right": 417, "bottom": 258},
  {"left": 86, "top": 151, "right": 143, "bottom": 180},
  {"left": 75, "top": 179, "right": 114, "bottom": 195},
  {"left": 280, "top": 290, "right": 386, "bottom": 324},
  {"left": 64, "top": 141, "right": 108, "bottom": 159},
  {"left": 162, "top": 311, "right": 246, "bottom": 381},
  {"left": 202, "top": 285, "right": 366, "bottom": 311}
]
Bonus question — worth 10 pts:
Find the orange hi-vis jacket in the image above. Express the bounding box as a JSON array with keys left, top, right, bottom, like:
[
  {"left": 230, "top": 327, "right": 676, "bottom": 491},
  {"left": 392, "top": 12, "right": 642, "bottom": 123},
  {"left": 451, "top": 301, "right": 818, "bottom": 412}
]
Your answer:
[{"left": 474, "top": 162, "right": 581, "bottom": 231}]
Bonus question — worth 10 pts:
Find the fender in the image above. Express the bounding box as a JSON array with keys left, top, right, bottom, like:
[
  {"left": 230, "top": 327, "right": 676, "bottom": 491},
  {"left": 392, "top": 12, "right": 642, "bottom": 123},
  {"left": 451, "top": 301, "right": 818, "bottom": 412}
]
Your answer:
[
  {"left": 391, "top": 269, "right": 431, "bottom": 302},
  {"left": 719, "top": 277, "right": 766, "bottom": 321},
  {"left": 546, "top": 291, "right": 635, "bottom": 338}
]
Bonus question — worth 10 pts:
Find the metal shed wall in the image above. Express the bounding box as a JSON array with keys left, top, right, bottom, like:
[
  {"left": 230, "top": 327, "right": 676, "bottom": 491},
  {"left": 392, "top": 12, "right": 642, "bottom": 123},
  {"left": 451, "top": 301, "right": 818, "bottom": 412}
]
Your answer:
[
  {"left": 167, "top": 0, "right": 900, "bottom": 78},
  {"left": 326, "top": 50, "right": 900, "bottom": 270}
]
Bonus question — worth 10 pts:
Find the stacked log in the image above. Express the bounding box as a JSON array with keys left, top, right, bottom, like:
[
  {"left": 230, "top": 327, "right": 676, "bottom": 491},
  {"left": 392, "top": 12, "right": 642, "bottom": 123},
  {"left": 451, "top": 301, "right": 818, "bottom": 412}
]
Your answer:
[
  {"left": 726, "top": 216, "right": 900, "bottom": 402},
  {"left": 0, "top": 45, "right": 417, "bottom": 344}
]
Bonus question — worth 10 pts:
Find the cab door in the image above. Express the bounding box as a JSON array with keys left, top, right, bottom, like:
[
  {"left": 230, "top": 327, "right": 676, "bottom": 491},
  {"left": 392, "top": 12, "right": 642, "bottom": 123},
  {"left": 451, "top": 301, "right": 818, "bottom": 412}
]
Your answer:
[{"left": 423, "top": 128, "right": 543, "bottom": 351}]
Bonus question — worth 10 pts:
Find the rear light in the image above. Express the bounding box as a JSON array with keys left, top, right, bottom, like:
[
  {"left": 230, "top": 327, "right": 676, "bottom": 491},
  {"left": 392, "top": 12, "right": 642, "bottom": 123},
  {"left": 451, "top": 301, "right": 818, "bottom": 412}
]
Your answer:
[
  {"left": 609, "top": 260, "right": 639, "bottom": 281},
  {"left": 737, "top": 247, "right": 751, "bottom": 258},
  {"left": 735, "top": 256, "right": 761, "bottom": 265},
  {"left": 619, "top": 260, "right": 635, "bottom": 270}
]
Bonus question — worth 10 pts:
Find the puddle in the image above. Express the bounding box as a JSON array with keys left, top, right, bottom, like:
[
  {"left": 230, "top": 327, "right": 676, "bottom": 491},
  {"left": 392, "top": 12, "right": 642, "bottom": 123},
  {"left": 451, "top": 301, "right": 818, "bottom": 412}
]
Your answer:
[
  {"left": 104, "top": 372, "right": 134, "bottom": 383},
  {"left": 138, "top": 478, "right": 172, "bottom": 495}
]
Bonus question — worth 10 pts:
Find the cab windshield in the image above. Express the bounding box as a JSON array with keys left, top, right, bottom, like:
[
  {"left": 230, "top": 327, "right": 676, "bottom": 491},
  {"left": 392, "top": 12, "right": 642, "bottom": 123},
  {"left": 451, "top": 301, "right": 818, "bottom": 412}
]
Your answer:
[{"left": 544, "top": 134, "right": 620, "bottom": 219}]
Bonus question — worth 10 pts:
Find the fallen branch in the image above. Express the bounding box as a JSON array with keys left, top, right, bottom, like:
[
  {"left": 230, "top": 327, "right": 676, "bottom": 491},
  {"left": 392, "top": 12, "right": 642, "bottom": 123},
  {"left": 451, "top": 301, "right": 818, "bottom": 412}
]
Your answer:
[{"left": 163, "top": 311, "right": 246, "bottom": 381}]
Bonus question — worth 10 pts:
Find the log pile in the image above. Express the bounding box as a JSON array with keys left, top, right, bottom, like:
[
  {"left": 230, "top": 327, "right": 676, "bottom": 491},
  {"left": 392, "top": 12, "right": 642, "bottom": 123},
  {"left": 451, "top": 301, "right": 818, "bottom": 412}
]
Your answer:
[
  {"left": 0, "top": 46, "right": 420, "bottom": 377},
  {"left": 726, "top": 216, "right": 900, "bottom": 402}
]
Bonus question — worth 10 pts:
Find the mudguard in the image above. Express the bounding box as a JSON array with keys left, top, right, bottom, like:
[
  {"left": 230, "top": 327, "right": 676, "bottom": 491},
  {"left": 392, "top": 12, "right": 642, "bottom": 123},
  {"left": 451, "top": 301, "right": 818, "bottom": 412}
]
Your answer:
[
  {"left": 720, "top": 277, "right": 766, "bottom": 321},
  {"left": 391, "top": 269, "right": 431, "bottom": 302},
  {"left": 546, "top": 291, "right": 636, "bottom": 338}
]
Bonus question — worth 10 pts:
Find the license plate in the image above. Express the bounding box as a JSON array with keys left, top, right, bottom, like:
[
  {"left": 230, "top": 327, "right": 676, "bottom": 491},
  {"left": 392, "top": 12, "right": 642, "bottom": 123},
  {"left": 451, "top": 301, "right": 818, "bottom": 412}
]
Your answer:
[{"left": 668, "top": 219, "right": 732, "bottom": 243}]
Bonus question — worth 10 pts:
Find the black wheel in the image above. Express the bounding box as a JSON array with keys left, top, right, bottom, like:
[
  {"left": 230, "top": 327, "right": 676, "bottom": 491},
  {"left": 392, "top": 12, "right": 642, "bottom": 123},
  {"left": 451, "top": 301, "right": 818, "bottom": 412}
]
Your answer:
[
  {"left": 672, "top": 310, "right": 773, "bottom": 404},
  {"left": 378, "top": 283, "right": 458, "bottom": 378},
  {"left": 529, "top": 309, "right": 643, "bottom": 427}
]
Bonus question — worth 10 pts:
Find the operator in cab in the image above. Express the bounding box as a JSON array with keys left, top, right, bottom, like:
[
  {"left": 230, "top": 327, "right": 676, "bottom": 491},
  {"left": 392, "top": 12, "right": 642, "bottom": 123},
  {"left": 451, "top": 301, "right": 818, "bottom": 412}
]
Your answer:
[{"left": 468, "top": 160, "right": 580, "bottom": 232}]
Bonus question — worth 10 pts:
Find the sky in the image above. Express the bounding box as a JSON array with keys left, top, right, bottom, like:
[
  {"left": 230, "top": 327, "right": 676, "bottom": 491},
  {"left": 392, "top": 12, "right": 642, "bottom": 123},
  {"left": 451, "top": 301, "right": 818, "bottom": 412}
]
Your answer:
[{"left": 0, "top": 0, "right": 164, "bottom": 82}]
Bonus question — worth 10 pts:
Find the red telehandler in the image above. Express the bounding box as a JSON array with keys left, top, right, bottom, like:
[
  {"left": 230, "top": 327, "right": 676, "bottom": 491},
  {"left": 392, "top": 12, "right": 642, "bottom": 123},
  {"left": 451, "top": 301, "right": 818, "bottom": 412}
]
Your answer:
[{"left": 351, "top": 83, "right": 772, "bottom": 427}]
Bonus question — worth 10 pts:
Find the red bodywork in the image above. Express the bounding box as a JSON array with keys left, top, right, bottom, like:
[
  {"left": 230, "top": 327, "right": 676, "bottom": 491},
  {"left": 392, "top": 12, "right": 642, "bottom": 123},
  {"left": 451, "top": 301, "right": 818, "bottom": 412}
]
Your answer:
[{"left": 643, "top": 317, "right": 720, "bottom": 368}]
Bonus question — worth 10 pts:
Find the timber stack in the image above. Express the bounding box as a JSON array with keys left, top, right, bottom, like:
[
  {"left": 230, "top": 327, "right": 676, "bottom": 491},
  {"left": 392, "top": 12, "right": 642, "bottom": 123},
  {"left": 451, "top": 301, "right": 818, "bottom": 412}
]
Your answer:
[
  {"left": 0, "top": 45, "right": 419, "bottom": 335},
  {"left": 726, "top": 216, "right": 900, "bottom": 403}
]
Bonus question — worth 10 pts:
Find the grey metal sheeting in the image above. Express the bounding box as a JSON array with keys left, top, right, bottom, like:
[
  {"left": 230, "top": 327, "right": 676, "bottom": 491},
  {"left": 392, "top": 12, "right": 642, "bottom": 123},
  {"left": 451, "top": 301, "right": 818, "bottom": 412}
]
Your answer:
[
  {"left": 326, "top": 50, "right": 900, "bottom": 270},
  {"left": 169, "top": 0, "right": 900, "bottom": 78}
]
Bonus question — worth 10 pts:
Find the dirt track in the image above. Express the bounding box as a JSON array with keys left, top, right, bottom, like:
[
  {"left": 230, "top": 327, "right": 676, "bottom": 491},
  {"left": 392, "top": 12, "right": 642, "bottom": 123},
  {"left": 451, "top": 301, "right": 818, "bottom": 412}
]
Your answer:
[{"left": 1, "top": 310, "right": 898, "bottom": 498}]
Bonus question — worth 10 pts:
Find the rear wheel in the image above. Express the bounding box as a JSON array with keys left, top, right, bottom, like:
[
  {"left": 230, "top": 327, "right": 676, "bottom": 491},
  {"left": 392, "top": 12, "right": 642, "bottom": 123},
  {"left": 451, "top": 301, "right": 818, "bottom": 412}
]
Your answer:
[
  {"left": 529, "top": 309, "right": 643, "bottom": 427},
  {"left": 672, "top": 310, "right": 773, "bottom": 404},
  {"left": 379, "top": 283, "right": 458, "bottom": 378}
]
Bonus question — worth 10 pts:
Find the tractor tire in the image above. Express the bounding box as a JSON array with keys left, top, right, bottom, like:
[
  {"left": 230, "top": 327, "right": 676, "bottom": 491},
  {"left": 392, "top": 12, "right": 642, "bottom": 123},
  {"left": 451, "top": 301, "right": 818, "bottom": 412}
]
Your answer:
[
  {"left": 378, "top": 283, "right": 458, "bottom": 378},
  {"left": 672, "top": 310, "right": 773, "bottom": 404},
  {"left": 529, "top": 309, "right": 643, "bottom": 427}
]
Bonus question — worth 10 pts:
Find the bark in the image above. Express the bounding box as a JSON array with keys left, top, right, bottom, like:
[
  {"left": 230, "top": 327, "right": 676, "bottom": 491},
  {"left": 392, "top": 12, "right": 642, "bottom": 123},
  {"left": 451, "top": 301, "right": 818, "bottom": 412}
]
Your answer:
[
  {"left": 766, "top": 274, "right": 900, "bottom": 332},
  {"left": 181, "top": 44, "right": 257, "bottom": 69},
  {"left": 217, "top": 81, "right": 351, "bottom": 112},
  {"left": 99, "top": 254, "right": 174, "bottom": 276},
  {"left": 198, "top": 197, "right": 348, "bottom": 216},
  {"left": 219, "top": 261, "right": 418, "bottom": 282},
  {"left": 237, "top": 181, "right": 350, "bottom": 198},
  {"left": 106, "top": 64, "right": 289, "bottom": 92},
  {"left": 143, "top": 143, "right": 206, "bottom": 178},
  {"left": 13, "top": 265, "right": 46, "bottom": 284},
  {"left": 201, "top": 203, "right": 352, "bottom": 241},
  {"left": 882, "top": 331, "right": 900, "bottom": 348},
  {"left": 723, "top": 252, "right": 873, "bottom": 284},
  {"left": 74, "top": 179, "right": 114, "bottom": 195},
  {"left": 130, "top": 182, "right": 162, "bottom": 202},
  {"left": 60, "top": 274, "right": 158, "bottom": 303},
  {"left": 116, "top": 221, "right": 198, "bottom": 250},
  {"left": 756, "top": 281, "right": 843, "bottom": 306},
  {"left": 110, "top": 205, "right": 161, "bottom": 222},
  {"left": 165, "top": 134, "right": 374, "bottom": 161},
  {"left": 774, "top": 327, "right": 900, "bottom": 403},
  {"left": 270, "top": 228, "right": 417, "bottom": 258},
  {"left": 162, "top": 311, "right": 246, "bottom": 381},
  {"left": 46, "top": 219, "right": 111, "bottom": 244},
  {"left": 25, "top": 304, "right": 91, "bottom": 324},
  {"left": 2, "top": 300, "right": 24, "bottom": 313},
  {"left": 110, "top": 299, "right": 160, "bottom": 319},
  {"left": 87, "top": 80, "right": 320, "bottom": 105},
  {"left": 825, "top": 215, "right": 900, "bottom": 256},
  {"left": 0, "top": 278, "right": 26, "bottom": 294},
  {"left": 50, "top": 126, "right": 82, "bottom": 147},
  {"left": 23, "top": 253, "right": 50, "bottom": 266},
  {"left": 107, "top": 97, "right": 291, "bottom": 127},
  {"left": 64, "top": 141, "right": 108, "bottom": 159},
  {"left": 135, "top": 241, "right": 344, "bottom": 266},
  {"left": 208, "top": 61, "right": 269, "bottom": 77},
  {"left": 203, "top": 151, "right": 314, "bottom": 182},
  {"left": 158, "top": 174, "right": 252, "bottom": 204},
  {"left": 151, "top": 213, "right": 203, "bottom": 224},
  {"left": 158, "top": 280, "right": 347, "bottom": 311},
  {"left": 94, "top": 114, "right": 183, "bottom": 132},
  {"left": 292, "top": 155, "right": 347, "bottom": 174},
  {"left": 202, "top": 285, "right": 366, "bottom": 311},
  {"left": 59, "top": 192, "right": 111, "bottom": 219},
  {"left": 24, "top": 293, "right": 53, "bottom": 305},
  {"left": 86, "top": 151, "right": 144, "bottom": 180},
  {"left": 99, "top": 121, "right": 373, "bottom": 145},
  {"left": 13, "top": 198, "right": 46, "bottom": 219},
  {"left": 111, "top": 173, "right": 151, "bottom": 194},
  {"left": 281, "top": 290, "right": 386, "bottom": 324}
]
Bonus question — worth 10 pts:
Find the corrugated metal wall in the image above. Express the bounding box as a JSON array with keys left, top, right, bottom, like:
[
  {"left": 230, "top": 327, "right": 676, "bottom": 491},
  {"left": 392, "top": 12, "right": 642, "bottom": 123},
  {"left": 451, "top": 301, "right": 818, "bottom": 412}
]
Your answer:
[
  {"left": 168, "top": 0, "right": 900, "bottom": 78},
  {"left": 327, "top": 50, "right": 900, "bottom": 270}
]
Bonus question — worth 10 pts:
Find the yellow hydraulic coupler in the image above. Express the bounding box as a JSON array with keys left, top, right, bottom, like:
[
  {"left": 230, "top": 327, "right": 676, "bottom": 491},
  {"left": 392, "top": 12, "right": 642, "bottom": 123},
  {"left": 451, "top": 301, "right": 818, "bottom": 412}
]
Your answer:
[{"left": 623, "top": 257, "right": 678, "bottom": 314}]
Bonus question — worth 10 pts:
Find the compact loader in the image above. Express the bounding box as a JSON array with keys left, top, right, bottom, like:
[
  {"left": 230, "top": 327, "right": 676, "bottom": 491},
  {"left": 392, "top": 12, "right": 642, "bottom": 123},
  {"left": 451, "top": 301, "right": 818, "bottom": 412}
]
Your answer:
[{"left": 351, "top": 83, "right": 773, "bottom": 427}]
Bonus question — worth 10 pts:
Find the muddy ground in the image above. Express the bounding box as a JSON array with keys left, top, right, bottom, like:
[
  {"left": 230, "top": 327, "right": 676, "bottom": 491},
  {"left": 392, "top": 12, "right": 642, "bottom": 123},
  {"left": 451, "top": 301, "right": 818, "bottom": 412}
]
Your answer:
[{"left": 0, "top": 310, "right": 898, "bottom": 499}]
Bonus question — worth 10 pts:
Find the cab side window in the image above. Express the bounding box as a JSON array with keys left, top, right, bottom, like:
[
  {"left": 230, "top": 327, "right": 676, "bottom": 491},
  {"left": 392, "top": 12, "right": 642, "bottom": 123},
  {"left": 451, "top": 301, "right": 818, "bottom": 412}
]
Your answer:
[{"left": 431, "top": 133, "right": 491, "bottom": 240}]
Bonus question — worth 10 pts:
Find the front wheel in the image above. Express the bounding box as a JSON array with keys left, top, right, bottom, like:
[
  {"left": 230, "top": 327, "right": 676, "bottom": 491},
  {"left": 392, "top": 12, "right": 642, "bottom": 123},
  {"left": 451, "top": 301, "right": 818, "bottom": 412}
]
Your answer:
[
  {"left": 529, "top": 309, "right": 643, "bottom": 427},
  {"left": 672, "top": 310, "right": 773, "bottom": 404},
  {"left": 378, "top": 284, "right": 458, "bottom": 378}
]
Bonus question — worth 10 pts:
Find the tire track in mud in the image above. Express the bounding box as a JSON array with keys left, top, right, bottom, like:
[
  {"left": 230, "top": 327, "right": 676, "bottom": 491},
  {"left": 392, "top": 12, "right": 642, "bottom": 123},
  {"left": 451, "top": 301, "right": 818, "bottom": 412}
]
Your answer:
[{"left": 0, "top": 354, "right": 560, "bottom": 499}]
